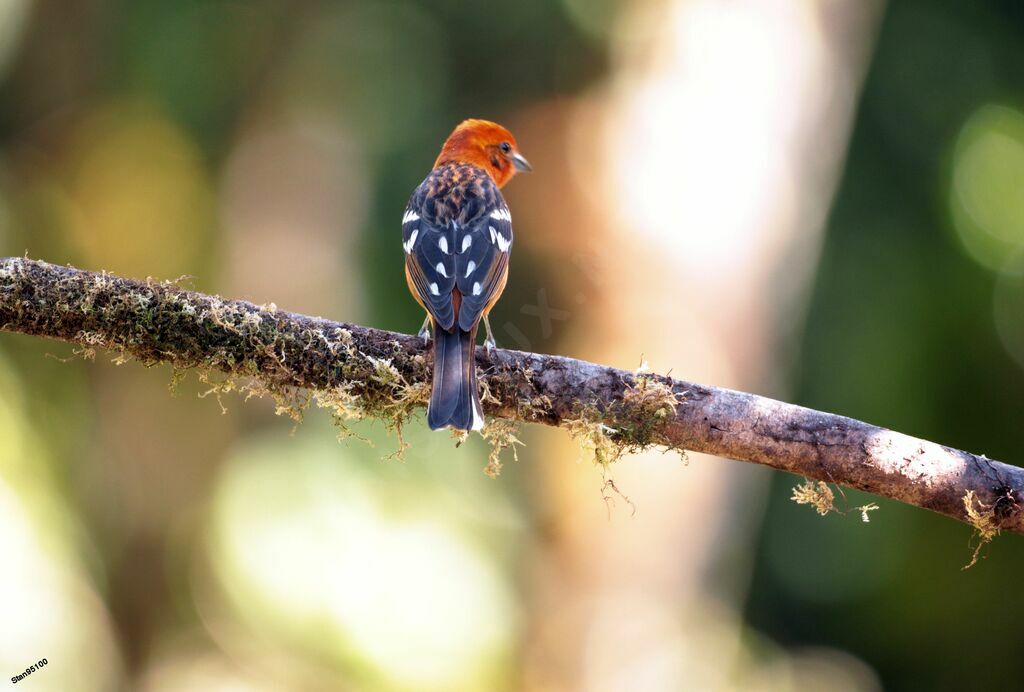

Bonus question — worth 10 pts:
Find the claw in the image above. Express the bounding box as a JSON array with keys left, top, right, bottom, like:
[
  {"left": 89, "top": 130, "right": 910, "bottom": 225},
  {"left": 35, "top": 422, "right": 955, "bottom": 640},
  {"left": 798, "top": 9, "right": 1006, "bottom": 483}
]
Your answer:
[{"left": 417, "top": 316, "right": 431, "bottom": 345}]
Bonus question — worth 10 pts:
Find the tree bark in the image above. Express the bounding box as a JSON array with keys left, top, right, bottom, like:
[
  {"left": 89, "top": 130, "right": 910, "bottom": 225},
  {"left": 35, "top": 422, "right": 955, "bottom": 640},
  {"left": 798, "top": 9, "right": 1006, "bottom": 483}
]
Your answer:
[{"left": 1, "top": 257, "right": 1020, "bottom": 535}]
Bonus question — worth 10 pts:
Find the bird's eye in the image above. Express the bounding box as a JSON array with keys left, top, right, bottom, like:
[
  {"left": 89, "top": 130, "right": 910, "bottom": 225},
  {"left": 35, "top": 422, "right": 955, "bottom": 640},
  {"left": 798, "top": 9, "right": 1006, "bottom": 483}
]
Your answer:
[{"left": 499, "top": 142, "right": 512, "bottom": 154}]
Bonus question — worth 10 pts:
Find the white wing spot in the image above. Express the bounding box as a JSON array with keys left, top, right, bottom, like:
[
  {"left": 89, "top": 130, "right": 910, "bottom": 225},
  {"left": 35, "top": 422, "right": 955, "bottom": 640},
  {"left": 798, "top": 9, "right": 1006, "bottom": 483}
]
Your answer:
[
  {"left": 489, "top": 207, "right": 511, "bottom": 222},
  {"left": 403, "top": 229, "right": 419, "bottom": 254},
  {"left": 489, "top": 226, "right": 497, "bottom": 244},
  {"left": 438, "top": 236, "right": 449, "bottom": 254},
  {"left": 495, "top": 232, "right": 511, "bottom": 252},
  {"left": 461, "top": 235, "right": 472, "bottom": 253},
  {"left": 472, "top": 282, "right": 482, "bottom": 296},
  {"left": 465, "top": 260, "right": 476, "bottom": 277},
  {"left": 402, "top": 210, "right": 420, "bottom": 224},
  {"left": 435, "top": 262, "right": 448, "bottom": 278},
  {"left": 429, "top": 282, "right": 440, "bottom": 296}
]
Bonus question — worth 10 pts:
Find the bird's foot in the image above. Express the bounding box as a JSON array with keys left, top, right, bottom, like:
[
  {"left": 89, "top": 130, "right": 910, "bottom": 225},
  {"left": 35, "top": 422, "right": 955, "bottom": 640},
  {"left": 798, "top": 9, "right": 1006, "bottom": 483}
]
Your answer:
[{"left": 482, "top": 314, "right": 496, "bottom": 354}]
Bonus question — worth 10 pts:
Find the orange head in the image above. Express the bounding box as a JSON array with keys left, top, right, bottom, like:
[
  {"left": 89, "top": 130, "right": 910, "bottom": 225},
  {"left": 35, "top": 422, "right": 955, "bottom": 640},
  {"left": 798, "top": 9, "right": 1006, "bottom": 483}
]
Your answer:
[{"left": 434, "top": 119, "right": 531, "bottom": 188}]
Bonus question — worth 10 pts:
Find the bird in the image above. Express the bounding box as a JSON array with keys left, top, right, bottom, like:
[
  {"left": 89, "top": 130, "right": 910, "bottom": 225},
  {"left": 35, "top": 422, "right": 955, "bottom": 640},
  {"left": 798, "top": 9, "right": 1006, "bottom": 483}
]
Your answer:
[{"left": 402, "top": 119, "right": 531, "bottom": 432}]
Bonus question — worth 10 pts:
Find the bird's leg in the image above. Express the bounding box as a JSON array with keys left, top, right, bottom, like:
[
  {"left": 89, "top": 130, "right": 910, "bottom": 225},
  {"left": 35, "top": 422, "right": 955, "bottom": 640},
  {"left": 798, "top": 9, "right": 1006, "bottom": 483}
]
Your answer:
[
  {"left": 482, "top": 314, "right": 496, "bottom": 353},
  {"left": 418, "top": 315, "right": 432, "bottom": 344}
]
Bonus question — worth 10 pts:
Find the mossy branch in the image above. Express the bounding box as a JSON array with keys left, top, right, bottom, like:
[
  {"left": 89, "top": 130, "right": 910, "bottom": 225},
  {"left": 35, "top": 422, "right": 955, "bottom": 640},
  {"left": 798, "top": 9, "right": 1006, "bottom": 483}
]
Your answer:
[{"left": 1, "top": 257, "right": 1021, "bottom": 536}]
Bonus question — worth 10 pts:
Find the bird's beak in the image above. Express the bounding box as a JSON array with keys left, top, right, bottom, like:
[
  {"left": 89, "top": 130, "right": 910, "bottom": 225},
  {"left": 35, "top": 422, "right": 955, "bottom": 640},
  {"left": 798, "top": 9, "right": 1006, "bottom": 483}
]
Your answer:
[{"left": 510, "top": 152, "right": 532, "bottom": 172}]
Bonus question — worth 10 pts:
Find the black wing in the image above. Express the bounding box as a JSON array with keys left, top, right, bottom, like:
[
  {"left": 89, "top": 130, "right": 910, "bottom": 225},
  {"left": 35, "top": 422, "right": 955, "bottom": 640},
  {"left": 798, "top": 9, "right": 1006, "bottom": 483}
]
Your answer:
[
  {"left": 453, "top": 204, "right": 512, "bottom": 331},
  {"left": 403, "top": 203, "right": 457, "bottom": 330}
]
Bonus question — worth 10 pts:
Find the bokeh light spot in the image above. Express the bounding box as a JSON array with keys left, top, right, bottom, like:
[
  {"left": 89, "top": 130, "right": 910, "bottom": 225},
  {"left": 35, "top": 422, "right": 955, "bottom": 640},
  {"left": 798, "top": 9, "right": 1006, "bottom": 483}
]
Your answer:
[
  {"left": 206, "top": 437, "right": 516, "bottom": 691},
  {"left": 64, "top": 103, "right": 214, "bottom": 278},
  {"left": 950, "top": 104, "right": 1024, "bottom": 269}
]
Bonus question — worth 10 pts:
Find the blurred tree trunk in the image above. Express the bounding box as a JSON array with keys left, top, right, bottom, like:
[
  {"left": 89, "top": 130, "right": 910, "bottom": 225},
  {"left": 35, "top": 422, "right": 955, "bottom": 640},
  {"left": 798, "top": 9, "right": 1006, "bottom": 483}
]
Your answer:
[{"left": 518, "top": 1, "right": 885, "bottom": 689}]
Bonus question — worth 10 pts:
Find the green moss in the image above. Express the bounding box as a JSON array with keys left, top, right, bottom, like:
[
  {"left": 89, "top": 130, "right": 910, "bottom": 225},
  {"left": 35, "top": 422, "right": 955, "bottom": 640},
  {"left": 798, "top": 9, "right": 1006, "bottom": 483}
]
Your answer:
[
  {"left": 1, "top": 260, "right": 697, "bottom": 478},
  {"left": 616, "top": 374, "right": 681, "bottom": 448},
  {"left": 564, "top": 371, "right": 686, "bottom": 469}
]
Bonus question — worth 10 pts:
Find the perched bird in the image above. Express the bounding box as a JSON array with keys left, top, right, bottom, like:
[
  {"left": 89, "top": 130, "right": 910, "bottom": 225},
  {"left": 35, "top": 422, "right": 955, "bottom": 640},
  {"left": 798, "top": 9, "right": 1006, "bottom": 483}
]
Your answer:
[{"left": 402, "top": 119, "right": 531, "bottom": 431}]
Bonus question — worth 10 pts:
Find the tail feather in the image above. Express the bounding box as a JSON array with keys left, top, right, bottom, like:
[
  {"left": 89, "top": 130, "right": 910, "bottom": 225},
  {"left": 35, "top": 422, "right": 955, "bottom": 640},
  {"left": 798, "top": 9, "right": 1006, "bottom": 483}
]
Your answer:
[{"left": 427, "top": 326, "right": 483, "bottom": 431}]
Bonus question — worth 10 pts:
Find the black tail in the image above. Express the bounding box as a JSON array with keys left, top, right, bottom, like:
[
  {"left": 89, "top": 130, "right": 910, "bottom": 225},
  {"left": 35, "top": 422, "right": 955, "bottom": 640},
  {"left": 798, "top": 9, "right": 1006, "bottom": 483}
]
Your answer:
[{"left": 427, "top": 326, "right": 483, "bottom": 431}]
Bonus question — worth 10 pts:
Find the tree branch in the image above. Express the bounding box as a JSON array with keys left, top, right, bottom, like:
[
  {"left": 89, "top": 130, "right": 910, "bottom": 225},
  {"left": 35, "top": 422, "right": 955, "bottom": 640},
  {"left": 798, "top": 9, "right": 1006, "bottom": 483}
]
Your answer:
[{"left": 1, "top": 257, "right": 1020, "bottom": 535}]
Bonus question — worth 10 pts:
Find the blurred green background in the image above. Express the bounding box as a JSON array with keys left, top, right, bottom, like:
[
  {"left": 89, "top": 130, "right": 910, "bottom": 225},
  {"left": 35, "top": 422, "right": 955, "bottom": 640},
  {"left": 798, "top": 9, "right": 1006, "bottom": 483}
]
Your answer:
[{"left": 0, "top": 1, "right": 1022, "bottom": 690}]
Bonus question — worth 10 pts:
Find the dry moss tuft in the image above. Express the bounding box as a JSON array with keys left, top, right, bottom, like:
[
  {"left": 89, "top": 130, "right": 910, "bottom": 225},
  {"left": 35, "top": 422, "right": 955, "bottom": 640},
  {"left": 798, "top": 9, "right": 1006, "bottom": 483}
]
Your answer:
[
  {"left": 857, "top": 503, "right": 880, "bottom": 522},
  {"left": 481, "top": 418, "right": 524, "bottom": 478},
  {"left": 962, "top": 490, "right": 1000, "bottom": 570},
  {"left": 791, "top": 479, "right": 880, "bottom": 523},
  {"left": 310, "top": 349, "right": 430, "bottom": 458},
  {"left": 564, "top": 407, "right": 621, "bottom": 468},
  {"left": 791, "top": 479, "right": 836, "bottom": 516}
]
